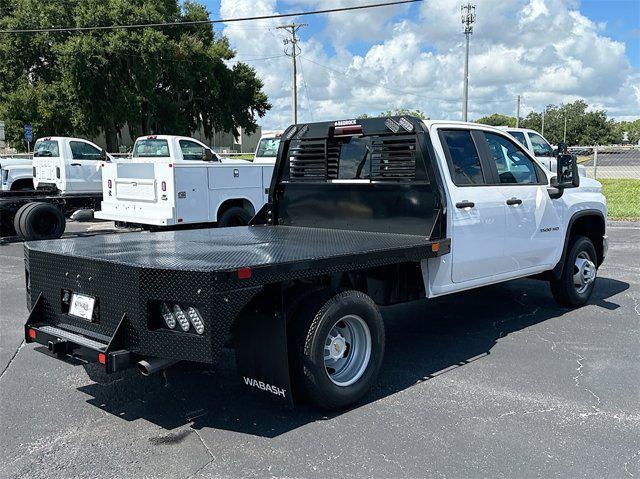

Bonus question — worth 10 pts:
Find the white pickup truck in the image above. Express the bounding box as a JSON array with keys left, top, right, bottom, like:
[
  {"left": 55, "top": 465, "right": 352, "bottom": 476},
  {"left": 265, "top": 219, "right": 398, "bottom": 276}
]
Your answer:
[
  {"left": 498, "top": 127, "right": 587, "bottom": 177},
  {"left": 0, "top": 156, "right": 33, "bottom": 191},
  {"left": 32, "top": 137, "right": 109, "bottom": 193},
  {"left": 95, "top": 135, "right": 275, "bottom": 227},
  {"left": 24, "top": 117, "right": 607, "bottom": 411}
]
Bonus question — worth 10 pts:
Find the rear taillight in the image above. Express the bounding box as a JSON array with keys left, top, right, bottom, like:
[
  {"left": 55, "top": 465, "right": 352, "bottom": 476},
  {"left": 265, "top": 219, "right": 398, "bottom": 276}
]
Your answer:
[
  {"left": 107, "top": 179, "right": 112, "bottom": 188},
  {"left": 161, "top": 181, "right": 166, "bottom": 192}
]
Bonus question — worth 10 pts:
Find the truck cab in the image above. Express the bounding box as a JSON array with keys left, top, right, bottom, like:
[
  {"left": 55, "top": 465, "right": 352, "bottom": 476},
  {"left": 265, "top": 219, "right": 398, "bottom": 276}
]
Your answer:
[
  {"left": 253, "top": 130, "right": 283, "bottom": 163},
  {"left": 32, "top": 137, "right": 109, "bottom": 194},
  {"left": 0, "top": 156, "right": 33, "bottom": 191}
]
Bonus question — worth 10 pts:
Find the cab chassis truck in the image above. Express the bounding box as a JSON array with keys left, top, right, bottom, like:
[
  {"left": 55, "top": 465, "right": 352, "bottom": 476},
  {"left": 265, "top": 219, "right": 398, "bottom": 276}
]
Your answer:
[{"left": 23, "top": 117, "right": 606, "bottom": 410}]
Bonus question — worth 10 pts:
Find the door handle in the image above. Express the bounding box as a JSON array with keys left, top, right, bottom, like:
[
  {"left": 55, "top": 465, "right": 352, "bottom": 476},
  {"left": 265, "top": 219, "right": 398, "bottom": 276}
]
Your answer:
[
  {"left": 455, "top": 200, "right": 475, "bottom": 209},
  {"left": 70, "top": 163, "right": 81, "bottom": 166},
  {"left": 506, "top": 197, "right": 522, "bottom": 205}
]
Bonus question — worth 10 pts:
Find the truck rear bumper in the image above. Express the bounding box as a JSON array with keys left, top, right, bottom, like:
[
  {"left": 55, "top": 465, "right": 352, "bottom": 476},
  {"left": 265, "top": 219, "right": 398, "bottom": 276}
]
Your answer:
[
  {"left": 95, "top": 206, "right": 176, "bottom": 226},
  {"left": 25, "top": 294, "right": 133, "bottom": 373}
]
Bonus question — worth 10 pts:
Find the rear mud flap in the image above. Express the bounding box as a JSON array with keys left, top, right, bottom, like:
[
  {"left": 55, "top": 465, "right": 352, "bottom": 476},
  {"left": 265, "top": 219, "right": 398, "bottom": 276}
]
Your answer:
[{"left": 233, "top": 285, "right": 293, "bottom": 407}]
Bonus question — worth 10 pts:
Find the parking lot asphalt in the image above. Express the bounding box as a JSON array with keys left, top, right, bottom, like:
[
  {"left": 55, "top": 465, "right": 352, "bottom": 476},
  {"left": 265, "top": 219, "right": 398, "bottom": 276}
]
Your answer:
[{"left": 1, "top": 221, "right": 639, "bottom": 478}]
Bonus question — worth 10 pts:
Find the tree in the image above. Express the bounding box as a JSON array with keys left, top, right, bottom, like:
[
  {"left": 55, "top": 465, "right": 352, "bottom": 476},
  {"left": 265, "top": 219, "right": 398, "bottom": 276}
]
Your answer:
[
  {"left": 613, "top": 119, "right": 640, "bottom": 144},
  {"left": 358, "top": 109, "right": 429, "bottom": 120},
  {"left": 475, "top": 113, "right": 516, "bottom": 127},
  {"left": 520, "top": 100, "right": 617, "bottom": 146},
  {"left": 0, "top": 0, "right": 270, "bottom": 151}
]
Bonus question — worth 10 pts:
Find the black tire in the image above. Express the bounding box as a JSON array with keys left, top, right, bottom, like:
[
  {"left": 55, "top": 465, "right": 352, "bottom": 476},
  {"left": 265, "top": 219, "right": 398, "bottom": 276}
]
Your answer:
[
  {"left": 289, "top": 290, "right": 385, "bottom": 410},
  {"left": 217, "top": 206, "right": 252, "bottom": 227},
  {"left": 13, "top": 202, "right": 40, "bottom": 238},
  {"left": 550, "top": 235, "right": 597, "bottom": 307},
  {"left": 20, "top": 202, "right": 66, "bottom": 241}
]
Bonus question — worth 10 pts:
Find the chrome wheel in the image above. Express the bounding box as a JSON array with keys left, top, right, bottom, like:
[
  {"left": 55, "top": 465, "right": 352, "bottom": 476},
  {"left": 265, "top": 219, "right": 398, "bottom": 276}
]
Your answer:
[
  {"left": 323, "top": 314, "right": 372, "bottom": 387},
  {"left": 573, "top": 251, "right": 596, "bottom": 294}
]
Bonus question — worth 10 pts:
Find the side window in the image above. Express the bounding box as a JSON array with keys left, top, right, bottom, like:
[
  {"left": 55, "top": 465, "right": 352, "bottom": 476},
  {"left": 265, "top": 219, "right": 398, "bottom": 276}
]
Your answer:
[
  {"left": 528, "top": 132, "right": 554, "bottom": 157},
  {"left": 507, "top": 131, "right": 527, "bottom": 147},
  {"left": 440, "top": 130, "right": 485, "bottom": 185},
  {"left": 70, "top": 141, "right": 102, "bottom": 160},
  {"left": 179, "top": 140, "right": 205, "bottom": 161},
  {"left": 484, "top": 133, "right": 539, "bottom": 184}
]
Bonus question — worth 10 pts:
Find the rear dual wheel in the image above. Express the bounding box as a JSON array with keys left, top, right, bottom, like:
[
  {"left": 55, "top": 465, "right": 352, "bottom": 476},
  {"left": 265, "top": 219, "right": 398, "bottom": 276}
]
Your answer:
[
  {"left": 13, "top": 202, "right": 65, "bottom": 241},
  {"left": 289, "top": 290, "right": 385, "bottom": 410},
  {"left": 550, "top": 235, "right": 597, "bottom": 307}
]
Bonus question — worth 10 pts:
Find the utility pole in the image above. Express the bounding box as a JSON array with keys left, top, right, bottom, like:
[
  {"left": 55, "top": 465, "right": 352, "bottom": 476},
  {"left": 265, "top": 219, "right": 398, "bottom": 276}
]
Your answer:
[
  {"left": 277, "top": 23, "right": 306, "bottom": 125},
  {"left": 515, "top": 95, "right": 521, "bottom": 128},
  {"left": 563, "top": 115, "right": 567, "bottom": 142},
  {"left": 541, "top": 107, "right": 545, "bottom": 136},
  {"left": 461, "top": 3, "right": 475, "bottom": 122}
]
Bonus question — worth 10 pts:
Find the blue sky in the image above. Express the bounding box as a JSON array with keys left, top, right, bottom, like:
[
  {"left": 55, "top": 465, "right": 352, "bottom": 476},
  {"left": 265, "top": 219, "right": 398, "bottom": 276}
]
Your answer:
[
  {"left": 203, "top": 0, "right": 639, "bottom": 66},
  {"left": 201, "top": 1, "right": 639, "bottom": 127}
]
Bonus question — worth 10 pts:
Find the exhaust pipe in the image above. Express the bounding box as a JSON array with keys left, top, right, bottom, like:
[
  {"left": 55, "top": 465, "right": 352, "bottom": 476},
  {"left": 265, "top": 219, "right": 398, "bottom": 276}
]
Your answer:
[{"left": 137, "top": 358, "right": 178, "bottom": 376}]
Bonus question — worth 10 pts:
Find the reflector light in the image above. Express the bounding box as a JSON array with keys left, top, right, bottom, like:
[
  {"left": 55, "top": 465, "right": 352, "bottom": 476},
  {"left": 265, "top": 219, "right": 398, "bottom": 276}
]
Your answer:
[
  {"left": 186, "top": 307, "right": 205, "bottom": 335},
  {"left": 177, "top": 218, "right": 183, "bottom": 223},
  {"left": 98, "top": 353, "right": 106, "bottom": 365},
  {"left": 398, "top": 117, "right": 414, "bottom": 132},
  {"left": 385, "top": 118, "right": 401, "bottom": 133},
  {"left": 161, "top": 181, "right": 166, "bottom": 192},
  {"left": 160, "top": 302, "right": 176, "bottom": 329},
  {"left": 431, "top": 242, "right": 440, "bottom": 253},
  {"left": 237, "top": 267, "right": 252, "bottom": 279},
  {"left": 284, "top": 126, "right": 298, "bottom": 140},
  {"left": 107, "top": 179, "right": 112, "bottom": 188},
  {"left": 28, "top": 329, "right": 36, "bottom": 339},
  {"left": 172, "top": 305, "right": 190, "bottom": 332}
]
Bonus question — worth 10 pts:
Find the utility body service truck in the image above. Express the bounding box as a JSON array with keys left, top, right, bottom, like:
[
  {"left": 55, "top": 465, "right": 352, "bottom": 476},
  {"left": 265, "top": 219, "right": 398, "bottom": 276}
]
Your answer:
[
  {"left": 1, "top": 137, "right": 110, "bottom": 240},
  {"left": 96, "top": 135, "right": 276, "bottom": 228},
  {"left": 23, "top": 117, "right": 607, "bottom": 410}
]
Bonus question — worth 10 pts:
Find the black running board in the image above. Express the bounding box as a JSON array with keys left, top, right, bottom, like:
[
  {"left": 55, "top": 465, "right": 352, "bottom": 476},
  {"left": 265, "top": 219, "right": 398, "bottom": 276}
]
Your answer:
[{"left": 25, "top": 294, "right": 133, "bottom": 373}]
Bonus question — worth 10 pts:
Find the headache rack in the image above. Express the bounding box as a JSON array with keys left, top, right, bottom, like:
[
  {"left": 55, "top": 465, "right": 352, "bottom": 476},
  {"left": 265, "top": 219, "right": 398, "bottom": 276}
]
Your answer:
[{"left": 287, "top": 123, "right": 418, "bottom": 182}]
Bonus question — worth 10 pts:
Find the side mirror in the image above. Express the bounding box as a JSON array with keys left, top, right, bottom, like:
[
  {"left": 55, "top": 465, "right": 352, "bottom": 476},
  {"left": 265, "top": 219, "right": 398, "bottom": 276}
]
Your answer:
[
  {"left": 556, "top": 154, "right": 579, "bottom": 188},
  {"left": 100, "top": 149, "right": 108, "bottom": 161}
]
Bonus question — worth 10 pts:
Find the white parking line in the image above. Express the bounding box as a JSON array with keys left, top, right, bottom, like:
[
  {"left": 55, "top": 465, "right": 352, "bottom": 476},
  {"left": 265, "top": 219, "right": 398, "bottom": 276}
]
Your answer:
[{"left": 608, "top": 226, "right": 640, "bottom": 230}]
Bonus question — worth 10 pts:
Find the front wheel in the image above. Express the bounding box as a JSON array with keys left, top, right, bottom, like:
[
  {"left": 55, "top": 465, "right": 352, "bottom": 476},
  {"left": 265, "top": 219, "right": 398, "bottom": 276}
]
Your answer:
[
  {"left": 217, "top": 206, "right": 252, "bottom": 227},
  {"left": 289, "top": 290, "right": 385, "bottom": 410},
  {"left": 550, "top": 235, "right": 597, "bottom": 307}
]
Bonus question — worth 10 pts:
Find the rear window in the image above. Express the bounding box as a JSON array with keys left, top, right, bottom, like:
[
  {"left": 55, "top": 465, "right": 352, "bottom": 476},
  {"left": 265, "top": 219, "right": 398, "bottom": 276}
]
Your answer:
[
  {"left": 256, "top": 137, "right": 281, "bottom": 158},
  {"left": 33, "top": 140, "right": 60, "bottom": 157},
  {"left": 133, "top": 139, "right": 170, "bottom": 158},
  {"left": 440, "top": 130, "right": 485, "bottom": 185},
  {"left": 507, "top": 131, "right": 527, "bottom": 146}
]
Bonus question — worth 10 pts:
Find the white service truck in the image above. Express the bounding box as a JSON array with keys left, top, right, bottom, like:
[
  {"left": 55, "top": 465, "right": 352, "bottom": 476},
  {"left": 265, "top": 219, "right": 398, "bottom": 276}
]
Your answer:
[
  {"left": 0, "top": 156, "right": 33, "bottom": 191},
  {"left": 96, "top": 135, "right": 275, "bottom": 228},
  {"left": 24, "top": 117, "right": 607, "bottom": 411},
  {"left": 1, "top": 137, "right": 112, "bottom": 240}
]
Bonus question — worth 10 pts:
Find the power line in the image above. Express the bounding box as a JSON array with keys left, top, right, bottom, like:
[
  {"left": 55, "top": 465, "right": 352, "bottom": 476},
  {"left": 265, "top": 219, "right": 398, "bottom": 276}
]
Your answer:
[
  {"left": 298, "top": 54, "right": 314, "bottom": 122},
  {"left": 0, "top": 0, "right": 425, "bottom": 34}
]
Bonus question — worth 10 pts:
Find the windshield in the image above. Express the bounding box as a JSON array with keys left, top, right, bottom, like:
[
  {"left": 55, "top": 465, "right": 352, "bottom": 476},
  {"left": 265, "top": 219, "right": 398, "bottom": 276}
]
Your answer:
[
  {"left": 255, "top": 137, "right": 281, "bottom": 158},
  {"left": 133, "top": 139, "right": 170, "bottom": 158},
  {"left": 33, "top": 140, "right": 60, "bottom": 157},
  {"left": 507, "top": 131, "right": 527, "bottom": 146}
]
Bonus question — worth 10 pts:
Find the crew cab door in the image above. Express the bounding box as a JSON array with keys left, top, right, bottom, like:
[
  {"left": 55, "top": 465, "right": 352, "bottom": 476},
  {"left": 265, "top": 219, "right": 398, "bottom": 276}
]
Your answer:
[
  {"left": 67, "top": 140, "right": 104, "bottom": 192},
  {"left": 480, "top": 131, "right": 562, "bottom": 271},
  {"left": 438, "top": 129, "right": 511, "bottom": 283}
]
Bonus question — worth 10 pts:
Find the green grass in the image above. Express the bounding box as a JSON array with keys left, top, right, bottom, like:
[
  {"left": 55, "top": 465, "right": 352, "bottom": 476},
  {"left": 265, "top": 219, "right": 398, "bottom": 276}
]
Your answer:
[{"left": 599, "top": 178, "right": 640, "bottom": 220}]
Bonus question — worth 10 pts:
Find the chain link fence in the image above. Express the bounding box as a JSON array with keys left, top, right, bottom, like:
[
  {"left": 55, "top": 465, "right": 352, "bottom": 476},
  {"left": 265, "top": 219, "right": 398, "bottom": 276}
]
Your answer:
[{"left": 571, "top": 145, "right": 640, "bottom": 219}]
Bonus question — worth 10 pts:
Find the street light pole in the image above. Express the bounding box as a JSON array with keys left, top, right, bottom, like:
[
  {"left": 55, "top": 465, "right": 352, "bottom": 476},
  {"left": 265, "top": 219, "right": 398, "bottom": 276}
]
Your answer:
[
  {"left": 461, "top": 3, "right": 475, "bottom": 122},
  {"left": 515, "top": 95, "right": 521, "bottom": 128}
]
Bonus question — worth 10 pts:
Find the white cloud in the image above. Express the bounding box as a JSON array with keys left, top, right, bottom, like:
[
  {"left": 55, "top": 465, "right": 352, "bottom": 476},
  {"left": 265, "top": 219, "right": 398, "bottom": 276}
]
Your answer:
[{"left": 220, "top": 0, "right": 640, "bottom": 128}]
